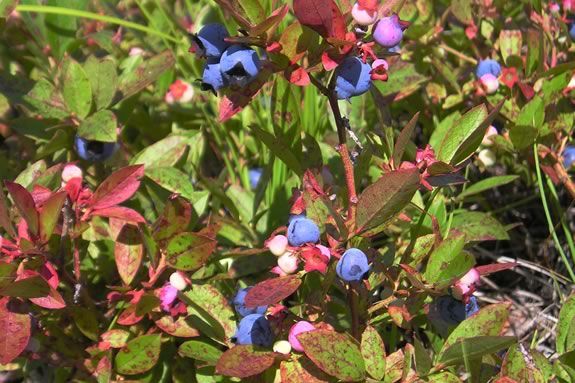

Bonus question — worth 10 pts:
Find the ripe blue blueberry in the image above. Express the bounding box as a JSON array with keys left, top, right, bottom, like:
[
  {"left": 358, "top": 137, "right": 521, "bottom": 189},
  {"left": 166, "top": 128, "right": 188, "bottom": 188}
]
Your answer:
[
  {"left": 287, "top": 217, "right": 320, "bottom": 246},
  {"left": 429, "top": 295, "right": 479, "bottom": 333},
  {"left": 201, "top": 58, "right": 227, "bottom": 94},
  {"left": 475, "top": 59, "right": 502, "bottom": 78},
  {"left": 465, "top": 296, "right": 479, "bottom": 318},
  {"left": 232, "top": 314, "right": 274, "bottom": 347},
  {"left": 570, "top": 23, "right": 575, "bottom": 40},
  {"left": 373, "top": 14, "right": 404, "bottom": 48},
  {"left": 564, "top": 146, "right": 575, "bottom": 168},
  {"left": 219, "top": 45, "right": 261, "bottom": 87},
  {"left": 232, "top": 287, "right": 267, "bottom": 318},
  {"left": 336, "top": 248, "right": 370, "bottom": 282},
  {"left": 248, "top": 168, "right": 263, "bottom": 189},
  {"left": 192, "top": 23, "right": 230, "bottom": 58},
  {"left": 74, "top": 135, "right": 118, "bottom": 162},
  {"left": 288, "top": 213, "right": 306, "bottom": 224},
  {"left": 334, "top": 56, "right": 372, "bottom": 100}
]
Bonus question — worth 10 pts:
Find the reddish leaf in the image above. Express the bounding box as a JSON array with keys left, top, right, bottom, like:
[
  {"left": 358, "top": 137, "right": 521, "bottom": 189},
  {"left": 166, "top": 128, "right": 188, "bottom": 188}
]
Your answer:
[
  {"left": 285, "top": 65, "right": 310, "bottom": 86},
  {"left": 0, "top": 185, "right": 15, "bottom": 238},
  {"left": 475, "top": 263, "right": 518, "bottom": 276},
  {"left": 114, "top": 224, "right": 143, "bottom": 285},
  {"left": 117, "top": 305, "right": 144, "bottom": 326},
  {"left": 216, "top": 345, "right": 276, "bottom": 378},
  {"left": 321, "top": 51, "right": 339, "bottom": 71},
  {"left": 0, "top": 276, "right": 50, "bottom": 298},
  {"left": 166, "top": 232, "right": 217, "bottom": 271},
  {"left": 89, "top": 165, "right": 144, "bottom": 210},
  {"left": 31, "top": 185, "right": 52, "bottom": 207},
  {"left": 39, "top": 262, "right": 59, "bottom": 289},
  {"left": 91, "top": 206, "right": 146, "bottom": 223},
  {"left": 219, "top": 69, "right": 272, "bottom": 122},
  {"left": 4, "top": 181, "right": 38, "bottom": 236},
  {"left": 39, "top": 191, "right": 67, "bottom": 242},
  {"left": 30, "top": 288, "right": 66, "bottom": 309},
  {"left": 101, "top": 329, "right": 130, "bottom": 348},
  {"left": 244, "top": 275, "right": 301, "bottom": 308},
  {"left": 212, "top": 0, "right": 252, "bottom": 29},
  {"left": 292, "top": 0, "right": 347, "bottom": 39},
  {"left": 249, "top": 4, "right": 290, "bottom": 36},
  {"left": 0, "top": 298, "right": 31, "bottom": 364},
  {"left": 152, "top": 196, "right": 192, "bottom": 242},
  {"left": 280, "top": 358, "right": 332, "bottom": 382}
]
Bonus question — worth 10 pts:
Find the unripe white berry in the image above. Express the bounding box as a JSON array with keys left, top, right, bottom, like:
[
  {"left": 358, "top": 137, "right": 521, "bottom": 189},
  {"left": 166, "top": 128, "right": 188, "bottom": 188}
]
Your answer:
[
  {"left": 277, "top": 252, "right": 299, "bottom": 274},
  {"left": 351, "top": 2, "right": 378, "bottom": 26},
  {"left": 61, "top": 164, "right": 83, "bottom": 183},
  {"left": 478, "top": 149, "right": 496, "bottom": 167},
  {"left": 267, "top": 235, "right": 288, "bottom": 256},
  {"left": 169, "top": 272, "right": 188, "bottom": 291},
  {"left": 480, "top": 73, "right": 499, "bottom": 94},
  {"left": 273, "top": 340, "right": 292, "bottom": 354}
]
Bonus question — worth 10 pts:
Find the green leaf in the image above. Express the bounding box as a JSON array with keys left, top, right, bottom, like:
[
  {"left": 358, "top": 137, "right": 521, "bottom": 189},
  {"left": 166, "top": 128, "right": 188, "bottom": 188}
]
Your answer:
[
  {"left": 451, "top": 0, "right": 472, "bottom": 24},
  {"left": 526, "top": 29, "right": 543, "bottom": 77},
  {"left": 423, "top": 234, "right": 473, "bottom": 285},
  {"left": 60, "top": 57, "right": 92, "bottom": 119},
  {"left": 0, "top": 263, "right": 16, "bottom": 289},
  {"left": 427, "top": 371, "right": 462, "bottom": 382},
  {"left": 0, "top": 275, "right": 49, "bottom": 298},
  {"left": 154, "top": 314, "right": 200, "bottom": 338},
  {"left": 114, "top": 223, "right": 143, "bottom": 286},
  {"left": 501, "top": 345, "right": 546, "bottom": 383},
  {"left": 375, "top": 61, "right": 429, "bottom": 101},
  {"left": 557, "top": 294, "right": 575, "bottom": 354},
  {"left": 152, "top": 196, "right": 193, "bottom": 242},
  {"left": 24, "top": 79, "right": 69, "bottom": 119},
  {"left": 440, "top": 302, "right": 511, "bottom": 354},
  {"left": 238, "top": 0, "right": 265, "bottom": 24},
  {"left": 146, "top": 167, "right": 196, "bottom": 201},
  {"left": 510, "top": 96, "right": 544, "bottom": 150},
  {"left": 116, "top": 50, "right": 175, "bottom": 104},
  {"left": 39, "top": 191, "right": 67, "bottom": 242},
  {"left": 45, "top": 0, "right": 88, "bottom": 59},
  {"left": 251, "top": 125, "right": 303, "bottom": 176},
  {"left": 451, "top": 211, "right": 510, "bottom": 242},
  {"left": 414, "top": 337, "right": 432, "bottom": 376},
  {"left": 361, "top": 326, "right": 386, "bottom": 380},
  {"left": 393, "top": 112, "right": 420, "bottom": 166},
  {"left": 131, "top": 135, "right": 191, "bottom": 168},
  {"left": 499, "top": 30, "right": 522, "bottom": 65},
  {"left": 165, "top": 232, "right": 216, "bottom": 271},
  {"left": 437, "top": 336, "right": 516, "bottom": 368},
  {"left": 0, "top": 0, "right": 17, "bottom": 17},
  {"left": 115, "top": 334, "right": 162, "bottom": 375},
  {"left": 457, "top": 175, "right": 519, "bottom": 199},
  {"left": 84, "top": 55, "right": 118, "bottom": 110},
  {"left": 179, "top": 339, "right": 223, "bottom": 365},
  {"left": 181, "top": 284, "right": 236, "bottom": 344},
  {"left": 298, "top": 329, "right": 366, "bottom": 382},
  {"left": 215, "top": 345, "right": 276, "bottom": 378},
  {"left": 101, "top": 329, "right": 130, "bottom": 348},
  {"left": 71, "top": 307, "right": 99, "bottom": 341},
  {"left": 77, "top": 109, "right": 117, "bottom": 142},
  {"left": 436, "top": 103, "right": 501, "bottom": 165},
  {"left": 355, "top": 168, "right": 420, "bottom": 235}
]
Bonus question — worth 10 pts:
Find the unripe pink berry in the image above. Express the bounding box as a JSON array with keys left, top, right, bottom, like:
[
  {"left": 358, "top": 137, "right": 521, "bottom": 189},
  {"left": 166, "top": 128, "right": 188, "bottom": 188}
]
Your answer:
[
  {"left": 373, "top": 14, "right": 404, "bottom": 48},
  {"left": 278, "top": 252, "right": 299, "bottom": 274},
  {"left": 267, "top": 235, "right": 288, "bottom": 256},
  {"left": 169, "top": 271, "right": 188, "bottom": 291},
  {"left": 351, "top": 2, "right": 378, "bottom": 26},
  {"left": 458, "top": 268, "right": 480, "bottom": 286},
  {"left": 61, "top": 164, "right": 83, "bottom": 185},
  {"left": 480, "top": 73, "right": 499, "bottom": 94},
  {"left": 288, "top": 321, "right": 315, "bottom": 352},
  {"left": 371, "top": 59, "right": 389, "bottom": 71}
]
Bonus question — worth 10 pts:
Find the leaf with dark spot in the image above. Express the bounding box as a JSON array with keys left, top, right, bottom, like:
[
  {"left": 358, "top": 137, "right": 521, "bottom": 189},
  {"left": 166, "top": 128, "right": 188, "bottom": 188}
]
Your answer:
[
  {"left": 216, "top": 345, "right": 276, "bottom": 378},
  {"left": 244, "top": 275, "right": 301, "bottom": 308},
  {"left": 115, "top": 334, "right": 162, "bottom": 375}
]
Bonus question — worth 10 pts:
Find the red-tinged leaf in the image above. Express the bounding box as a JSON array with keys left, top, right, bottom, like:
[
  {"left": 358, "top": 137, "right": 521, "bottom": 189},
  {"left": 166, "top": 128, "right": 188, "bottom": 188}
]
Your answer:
[
  {"left": 91, "top": 206, "right": 146, "bottom": 223},
  {"left": 392, "top": 112, "right": 420, "bottom": 167},
  {"left": 361, "top": 326, "right": 386, "bottom": 380},
  {"left": 89, "top": 165, "right": 144, "bottom": 210},
  {"left": 285, "top": 65, "right": 310, "bottom": 86},
  {"left": 298, "top": 329, "right": 366, "bottom": 382},
  {"left": 249, "top": 4, "right": 289, "bottom": 36},
  {"left": 31, "top": 185, "right": 52, "bottom": 207},
  {"left": 94, "top": 355, "right": 112, "bottom": 382},
  {"left": 39, "top": 262, "right": 59, "bottom": 289},
  {"left": 244, "top": 275, "right": 301, "bottom": 308},
  {"left": 0, "top": 298, "right": 31, "bottom": 364},
  {"left": 213, "top": 0, "right": 252, "bottom": 29},
  {"left": 355, "top": 168, "right": 420, "bottom": 234},
  {"left": 152, "top": 196, "right": 192, "bottom": 242},
  {"left": 278, "top": 22, "right": 318, "bottom": 64},
  {"left": 154, "top": 314, "right": 200, "bottom": 338},
  {"left": 475, "top": 263, "right": 518, "bottom": 276},
  {"left": 39, "top": 191, "right": 67, "bottom": 242},
  {"left": 117, "top": 305, "right": 144, "bottom": 326},
  {"left": 0, "top": 185, "right": 15, "bottom": 238},
  {"left": 216, "top": 345, "right": 276, "bottom": 378},
  {"left": 114, "top": 224, "right": 143, "bottom": 285},
  {"left": 30, "top": 287, "right": 66, "bottom": 309},
  {"left": 101, "top": 329, "right": 130, "bottom": 348},
  {"left": 115, "top": 334, "right": 162, "bottom": 375},
  {"left": 292, "top": 0, "right": 347, "bottom": 39},
  {"left": 0, "top": 275, "right": 50, "bottom": 298},
  {"left": 166, "top": 232, "right": 216, "bottom": 271},
  {"left": 219, "top": 69, "right": 272, "bottom": 122},
  {"left": 280, "top": 358, "right": 332, "bottom": 382},
  {"left": 4, "top": 181, "right": 38, "bottom": 236},
  {"left": 321, "top": 51, "right": 339, "bottom": 71}
]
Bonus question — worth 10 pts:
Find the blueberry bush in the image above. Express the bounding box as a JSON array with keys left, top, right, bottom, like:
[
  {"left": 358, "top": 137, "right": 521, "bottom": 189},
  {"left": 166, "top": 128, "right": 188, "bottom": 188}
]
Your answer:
[{"left": 1, "top": 0, "right": 575, "bottom": 382}]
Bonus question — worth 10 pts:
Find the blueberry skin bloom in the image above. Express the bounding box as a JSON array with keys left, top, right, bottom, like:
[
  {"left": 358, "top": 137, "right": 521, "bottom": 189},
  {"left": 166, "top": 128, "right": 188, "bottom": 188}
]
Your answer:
[
  {"left": 564, "top": 146, "right": 575, "bottom": 168},
  {"left": 334, "top": 56, "right": 372, "bottom": 100},
  {"left": 287, "top": 217, "right": 320, "bottom": 247},
  {"left": 373, "top": 14, "right": 404, "bottom": 48},
  {"left": 232, "top": 314, "right": 274, "bottom": 347},
  {"left": 336, "top": 248, "right": 370, "bottom": 282},
  {"left": 201, "top": 58, "right": 227, "bottom": 93},
  {"left": 475, "top": 59, "right": 502, "bottom": 78},
  {"left": 192, "top": 23, "right": 230, "bottom": 58},
  {"left": 74, "top": 135, "right": 118, "bottom": 162},
  {"left": 232, "top": 287, "right": 267, "bottom": 318},
  {"left": 219, "top": 45, "right": 261, "bottom": 87}
]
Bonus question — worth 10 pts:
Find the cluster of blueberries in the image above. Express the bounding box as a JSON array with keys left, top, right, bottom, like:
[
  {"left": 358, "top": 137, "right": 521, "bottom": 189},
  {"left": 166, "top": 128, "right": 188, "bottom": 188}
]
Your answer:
[
  {"left": 191, "top": 24, "right": 262, "bottom": 94},
  {"left": 230, "top": 214, "right": 372, "bottom": 348}
]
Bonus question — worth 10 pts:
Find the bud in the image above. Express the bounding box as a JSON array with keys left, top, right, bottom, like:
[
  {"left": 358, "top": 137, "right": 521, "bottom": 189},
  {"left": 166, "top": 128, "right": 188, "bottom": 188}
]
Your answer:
[
  {"left": 482, "top": 125, "right": 498, "bottom": 146},
  {"left": 267, "top": 235, "right": 288, "bottom": 256},
  {"left": 277, "top": 252, "right": 299, "bottom": 274},
  {"left": 480, "top": 73, "right": 499, "bottom": 94},
  {"left": 351, "top": 2, "right": 378, "bottom": 26},
  {"left": 478, "top": 149, "right": 496, "bottom": 167},
  {"left": 169, "top": 271, "right": 188, "bottom": 291},
  {"left": 273, "top": 340, "right": 292, "bottom": 354}
]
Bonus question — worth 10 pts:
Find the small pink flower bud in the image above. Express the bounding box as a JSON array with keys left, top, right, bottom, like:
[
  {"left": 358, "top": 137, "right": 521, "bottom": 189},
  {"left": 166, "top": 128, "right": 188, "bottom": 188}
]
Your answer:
[
  {"left": 351, "top": 2, "right": 378, "bottom": 26},
  {"left": 278, "top": 252, "right": 299, "bottom": 274},
  {"left": 482, "top": 125, "right": 498, "bottom": 146},
  {"left": 129, "top": 47, "right": 144, "bottom": 56},
  {"left": 289, "top": 321, "right": 316, "bottom": 352},
  {"left": 459, "top": 268, "right": 480, "bottom": 286},
  {"left": 480, "top": 73, "right": 499, "bottom": 94},
  {"left": 267, "top": 235, "right": 288, "bottom": 256},
  {"left": 169, "top": 271, "right": 188, "bottom": 291}
]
